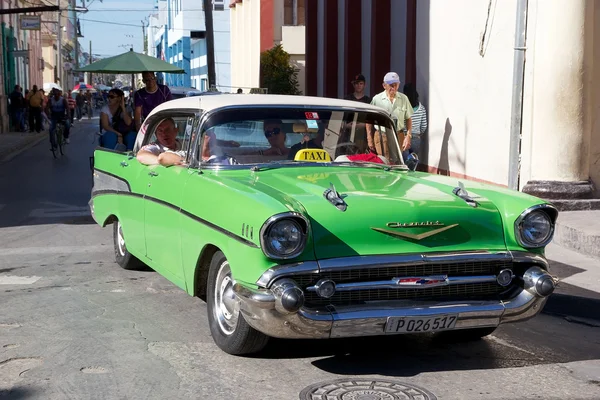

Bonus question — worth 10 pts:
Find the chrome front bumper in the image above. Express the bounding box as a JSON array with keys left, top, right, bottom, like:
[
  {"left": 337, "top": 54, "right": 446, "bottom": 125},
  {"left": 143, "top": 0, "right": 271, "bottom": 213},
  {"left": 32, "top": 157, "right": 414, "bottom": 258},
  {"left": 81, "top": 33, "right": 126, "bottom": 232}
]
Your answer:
[
  {"left": 233, "top": 251, "right": 557, "bottom": 339},
  {"left": 233, "top": 283, "right": 550, "bottom": 339}
]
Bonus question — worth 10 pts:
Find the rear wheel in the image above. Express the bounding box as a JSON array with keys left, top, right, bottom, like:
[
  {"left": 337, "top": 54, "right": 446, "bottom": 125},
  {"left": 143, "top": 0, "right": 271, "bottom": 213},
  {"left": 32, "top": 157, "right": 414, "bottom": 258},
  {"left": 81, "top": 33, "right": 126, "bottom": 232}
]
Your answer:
[
  {"left": 207, "top": 251, "right": 269, "bottom": 355},
  {"left": 113, "top": 220, "right": 144, "bottom": 270}
]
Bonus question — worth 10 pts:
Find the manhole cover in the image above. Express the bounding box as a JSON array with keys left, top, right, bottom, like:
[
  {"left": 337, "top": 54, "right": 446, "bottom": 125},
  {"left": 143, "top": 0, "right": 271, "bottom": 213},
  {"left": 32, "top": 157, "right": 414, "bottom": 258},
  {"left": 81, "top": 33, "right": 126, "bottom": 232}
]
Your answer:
[{"left": 299, "top": 379, "right": 437, "bottom": 400}]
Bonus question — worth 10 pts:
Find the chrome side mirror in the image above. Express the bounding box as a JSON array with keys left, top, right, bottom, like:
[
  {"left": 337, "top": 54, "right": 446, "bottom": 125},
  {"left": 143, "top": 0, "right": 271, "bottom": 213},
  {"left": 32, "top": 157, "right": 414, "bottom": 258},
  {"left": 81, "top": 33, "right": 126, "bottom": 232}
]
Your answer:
[{"left": 405, "top": 153, "right": 419, "bottom": 171}]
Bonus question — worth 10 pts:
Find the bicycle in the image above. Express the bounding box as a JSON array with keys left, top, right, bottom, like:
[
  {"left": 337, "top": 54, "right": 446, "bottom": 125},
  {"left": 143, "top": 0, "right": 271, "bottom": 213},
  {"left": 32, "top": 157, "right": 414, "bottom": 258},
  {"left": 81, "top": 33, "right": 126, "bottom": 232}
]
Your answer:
[{"left": 51, "top": 121, "right": 66, "bottom": 159}]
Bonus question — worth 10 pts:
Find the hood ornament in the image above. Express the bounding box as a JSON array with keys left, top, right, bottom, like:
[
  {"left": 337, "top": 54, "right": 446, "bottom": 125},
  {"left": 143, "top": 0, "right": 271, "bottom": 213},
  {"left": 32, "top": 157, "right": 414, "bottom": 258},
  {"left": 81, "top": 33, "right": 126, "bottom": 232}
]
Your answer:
[
  {"left": 453, "top": 181, "right": 478, "bottom": 208},
  {"left": 323, "top": 183, "right": 347, "bottom": 212},
  {"left": 371, "top": 223, "right": 459, "bottom": 241}
]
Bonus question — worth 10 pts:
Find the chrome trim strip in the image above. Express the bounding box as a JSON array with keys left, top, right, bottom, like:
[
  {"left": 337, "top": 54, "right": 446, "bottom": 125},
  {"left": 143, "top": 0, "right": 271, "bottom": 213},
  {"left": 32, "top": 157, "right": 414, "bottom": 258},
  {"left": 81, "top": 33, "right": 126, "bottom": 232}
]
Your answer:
[
  {"left": 305, "top": 275, "right": 498, "bottom": 292},
  {"left": 509, "top": 250, "right": 549, "bottom": 269},
  {"left": 90, "top": 190, "right": 258, "bottom": 248},
  {"left": 259, "top": 212, "right": 310, "bottom": 260},
  {"left": 318, "top": 251, "right": 512, "bottom": 272},
  {"left": 514, "top": 203, "right": 559, "bottom": 249},
  {"left": 256, "top": 261, "right": 319, "bottom": 288}
]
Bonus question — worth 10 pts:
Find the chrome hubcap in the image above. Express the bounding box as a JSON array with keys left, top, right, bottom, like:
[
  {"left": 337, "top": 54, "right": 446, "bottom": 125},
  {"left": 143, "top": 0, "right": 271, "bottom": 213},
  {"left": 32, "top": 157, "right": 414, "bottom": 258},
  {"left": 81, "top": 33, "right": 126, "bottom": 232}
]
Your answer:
[
  {"left": 117, "top": 222, "right": 126, "bottom": 256},
  {"left": 214, "top": 261, "right": 239, "bottom": 335}
]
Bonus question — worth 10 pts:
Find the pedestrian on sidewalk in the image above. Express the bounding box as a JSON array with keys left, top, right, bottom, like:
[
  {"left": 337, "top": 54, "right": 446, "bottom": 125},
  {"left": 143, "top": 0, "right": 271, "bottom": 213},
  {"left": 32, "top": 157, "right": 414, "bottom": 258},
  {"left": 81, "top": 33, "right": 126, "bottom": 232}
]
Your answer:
[
  {"left": 368, "top": 72, "right": 413, "bottom": 160},
  {"left": 75, "top": 91, "right": 84, "bottom": 120},
  {"left": 345, "top": 74, "right": 371, "bottom": 104},
  {"left": 403, "top": 83, "right": 427, "bottom": 159},
  {"left": 40, "top": 90, "right": 51, "bottom": 131},
  {"left": 134, "top": 72, "right": 172, "bottom": 131},
  {"left": 85, "top": 90, "right": 93, "bottom": 119},
  {"left": 27, "top": 85, "right": 44, "bottom": 133},
  {"left": 65, "top": 90, "right": 76, "bottom": 124},
  {"left": 9, "top": 85, "right": 25, "bottom": 132}
]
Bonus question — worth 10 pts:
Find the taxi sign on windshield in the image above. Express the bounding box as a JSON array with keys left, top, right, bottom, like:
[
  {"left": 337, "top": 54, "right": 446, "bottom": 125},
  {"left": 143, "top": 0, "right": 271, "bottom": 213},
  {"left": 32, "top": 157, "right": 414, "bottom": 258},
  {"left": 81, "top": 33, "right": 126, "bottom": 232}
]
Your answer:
[{"left": 294, "top": 149, "right": 331, "bottom": 162}]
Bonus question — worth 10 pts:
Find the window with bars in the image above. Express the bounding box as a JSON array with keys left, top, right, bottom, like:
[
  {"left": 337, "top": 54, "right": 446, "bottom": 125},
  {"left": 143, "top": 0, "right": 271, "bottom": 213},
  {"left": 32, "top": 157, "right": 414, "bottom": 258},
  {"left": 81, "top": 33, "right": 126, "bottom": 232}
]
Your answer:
[{"left": 284, "top": 0, "right": 305, "bottom": 26}]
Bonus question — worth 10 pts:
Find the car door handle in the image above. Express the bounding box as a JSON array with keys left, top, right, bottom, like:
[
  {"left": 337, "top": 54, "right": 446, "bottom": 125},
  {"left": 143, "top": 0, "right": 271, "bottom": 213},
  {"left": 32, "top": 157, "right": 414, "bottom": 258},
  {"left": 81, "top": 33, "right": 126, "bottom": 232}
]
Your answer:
[
  {"left": 120, "top": 161, "right": 128, "bottom": 167},
  {"left": 148, "top": 170, "right": 158, "bottom": 177}
]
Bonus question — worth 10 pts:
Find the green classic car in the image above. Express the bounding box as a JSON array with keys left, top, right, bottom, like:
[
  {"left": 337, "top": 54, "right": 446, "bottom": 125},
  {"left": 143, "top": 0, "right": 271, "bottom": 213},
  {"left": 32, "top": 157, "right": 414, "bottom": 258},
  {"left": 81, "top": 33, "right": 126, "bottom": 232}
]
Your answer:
[{"left": 90, "top": 94, "right": 559, "bottom": 355}]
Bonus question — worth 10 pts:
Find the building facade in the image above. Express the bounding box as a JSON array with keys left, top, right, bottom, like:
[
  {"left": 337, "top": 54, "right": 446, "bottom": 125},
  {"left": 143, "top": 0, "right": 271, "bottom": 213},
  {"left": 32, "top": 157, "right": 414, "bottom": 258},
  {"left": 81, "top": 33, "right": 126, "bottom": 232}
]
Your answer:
[
  {"left": 304, "top": 0, "right": 600, "bottom": 202},
  {"left": 229, "top": 0, "right": 306, "bottom": 94},
  {"left": 0, "top": 0, "right": 46, "bottom": 133},
  {"left": 149, "top": 0, "right": 231, "bottom": 92}
]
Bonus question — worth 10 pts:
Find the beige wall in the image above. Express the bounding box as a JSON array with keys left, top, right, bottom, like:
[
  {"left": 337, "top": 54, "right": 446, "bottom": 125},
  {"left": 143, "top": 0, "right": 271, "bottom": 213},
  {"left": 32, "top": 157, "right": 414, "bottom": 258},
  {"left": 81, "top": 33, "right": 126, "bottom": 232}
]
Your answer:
[
  {"left": 418, "top": 0, "right": 599, "bottom": 191},
  {"left": 42, "top": 42, "right": 56, "bottom": 85},
  {"left": 281, "top": 25, "right": 305, "bottom": 94},
  {"left": 230, "top": 0, "right": 261, "bottom": 92},
  {"left": 416, "top": 0, "right": 518, "bottom": 185},
  {"left": 520, "top": 0, "right": 591, "bottom": 186},
  {"left": 231, "top": 1, "right": 306, "bottom": 94}
]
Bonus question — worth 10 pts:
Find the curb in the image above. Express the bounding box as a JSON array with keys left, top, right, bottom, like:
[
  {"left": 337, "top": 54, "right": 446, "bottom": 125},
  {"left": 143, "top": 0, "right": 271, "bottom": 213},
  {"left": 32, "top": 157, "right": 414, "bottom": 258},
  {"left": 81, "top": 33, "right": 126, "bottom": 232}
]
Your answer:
[
  {"left": 0, "top": 133, "right": 47, "bottom": 165},
  {"left": 554, "top": 211, "right": 600, "bottom": 260}
]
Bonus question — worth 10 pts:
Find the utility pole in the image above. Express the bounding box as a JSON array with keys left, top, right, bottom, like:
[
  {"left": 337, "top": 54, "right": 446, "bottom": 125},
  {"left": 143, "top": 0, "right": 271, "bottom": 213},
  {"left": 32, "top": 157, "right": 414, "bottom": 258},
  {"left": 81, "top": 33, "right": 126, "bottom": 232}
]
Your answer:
[
  {"left": 89, "top": 40, "right": 92, "bottom": 84},
  {"left": 56, "top": 0, "right": 62, "bottom": 85},
  {"left": 202, "top": 0, "right": 216, "bottom": 89},
  {"left": 141, "top": 18, "right": 148, "bottom": 55}
]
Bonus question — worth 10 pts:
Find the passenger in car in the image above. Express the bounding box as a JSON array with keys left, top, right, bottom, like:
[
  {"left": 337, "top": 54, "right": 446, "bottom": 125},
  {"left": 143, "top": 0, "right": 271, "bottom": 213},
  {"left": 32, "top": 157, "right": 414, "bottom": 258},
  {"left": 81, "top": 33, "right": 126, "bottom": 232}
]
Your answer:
[
  {"left": 259, "top": 119, "right": 289, "bottom": 156},
  {"left": 137, "top": 118, "right": 186, "bottom": 166}
]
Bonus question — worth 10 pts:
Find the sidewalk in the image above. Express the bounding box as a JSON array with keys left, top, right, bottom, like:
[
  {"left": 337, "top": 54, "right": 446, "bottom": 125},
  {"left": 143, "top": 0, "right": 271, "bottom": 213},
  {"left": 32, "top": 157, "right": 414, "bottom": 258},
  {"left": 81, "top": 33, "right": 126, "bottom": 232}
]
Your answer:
[
  {"left": 0, "top": 131, "right": 46, "bottom": 164},
  {"left": 554, "top": 211, "right": 600, "bottom": 260}
]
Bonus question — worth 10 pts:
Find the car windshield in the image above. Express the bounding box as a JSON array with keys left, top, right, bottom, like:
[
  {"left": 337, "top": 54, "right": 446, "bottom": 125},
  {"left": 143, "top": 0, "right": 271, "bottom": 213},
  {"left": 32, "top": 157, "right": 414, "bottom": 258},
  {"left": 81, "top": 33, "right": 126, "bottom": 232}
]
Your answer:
[{"left": 196, "top": 107, "right": 403, "bottom": 167}]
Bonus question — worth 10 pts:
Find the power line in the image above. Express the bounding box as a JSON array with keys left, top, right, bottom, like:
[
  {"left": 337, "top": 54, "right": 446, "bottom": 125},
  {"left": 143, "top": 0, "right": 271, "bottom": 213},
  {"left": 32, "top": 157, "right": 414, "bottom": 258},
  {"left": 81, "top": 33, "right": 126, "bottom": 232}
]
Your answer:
[{"left": 78, "top": 17, "right": 229, "bottom": 32}]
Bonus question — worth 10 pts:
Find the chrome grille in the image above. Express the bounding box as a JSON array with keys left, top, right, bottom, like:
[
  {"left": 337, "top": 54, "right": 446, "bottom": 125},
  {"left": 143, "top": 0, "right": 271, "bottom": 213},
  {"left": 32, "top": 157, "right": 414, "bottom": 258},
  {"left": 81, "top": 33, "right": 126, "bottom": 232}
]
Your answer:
[
  {"left": 304, "top": 283, "right": 504, "bottom": 307},
  {"left": 287, "top": 259, "right": 513, "bottom": 307}
]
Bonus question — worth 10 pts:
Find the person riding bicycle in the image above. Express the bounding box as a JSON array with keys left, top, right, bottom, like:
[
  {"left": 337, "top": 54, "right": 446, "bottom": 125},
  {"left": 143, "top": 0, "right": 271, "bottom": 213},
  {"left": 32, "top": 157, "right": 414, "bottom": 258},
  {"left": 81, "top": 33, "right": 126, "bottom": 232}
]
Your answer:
[{"left": 47, "top": 88, "right": 71, "bottom": 150}]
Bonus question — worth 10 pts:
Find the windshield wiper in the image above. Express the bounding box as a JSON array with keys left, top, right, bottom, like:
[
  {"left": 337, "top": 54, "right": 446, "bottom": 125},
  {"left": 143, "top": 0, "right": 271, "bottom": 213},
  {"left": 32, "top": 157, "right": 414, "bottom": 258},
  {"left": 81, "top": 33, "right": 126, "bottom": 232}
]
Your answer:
[{"left": 250, "top": 160, "right": 306, "bottom": 172}]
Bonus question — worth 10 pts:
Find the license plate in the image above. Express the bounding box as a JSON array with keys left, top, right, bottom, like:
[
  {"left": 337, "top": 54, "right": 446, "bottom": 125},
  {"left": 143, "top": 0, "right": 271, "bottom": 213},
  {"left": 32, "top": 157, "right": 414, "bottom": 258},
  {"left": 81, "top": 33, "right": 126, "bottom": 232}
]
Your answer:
[{"left": 385, "top": 314, "right": 458, "bottom": 333}]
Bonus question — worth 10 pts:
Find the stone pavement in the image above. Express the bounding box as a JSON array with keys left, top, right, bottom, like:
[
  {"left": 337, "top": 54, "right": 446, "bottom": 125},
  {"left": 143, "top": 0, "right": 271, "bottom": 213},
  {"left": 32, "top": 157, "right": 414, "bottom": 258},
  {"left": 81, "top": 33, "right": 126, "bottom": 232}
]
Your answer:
[{"left": 0, "top": 131, "right": 46, "bottom": 164}]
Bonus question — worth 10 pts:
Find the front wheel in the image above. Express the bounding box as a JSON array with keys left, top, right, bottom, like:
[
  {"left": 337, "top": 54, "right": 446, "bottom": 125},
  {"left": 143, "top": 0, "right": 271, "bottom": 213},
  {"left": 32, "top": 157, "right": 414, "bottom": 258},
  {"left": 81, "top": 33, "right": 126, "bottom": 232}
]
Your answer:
[
  {"left": 113, "top": 220, "right": 144, "bottom": 270},
  {"left": 207, "top": 251, "right": 269, "bottom": 355}
]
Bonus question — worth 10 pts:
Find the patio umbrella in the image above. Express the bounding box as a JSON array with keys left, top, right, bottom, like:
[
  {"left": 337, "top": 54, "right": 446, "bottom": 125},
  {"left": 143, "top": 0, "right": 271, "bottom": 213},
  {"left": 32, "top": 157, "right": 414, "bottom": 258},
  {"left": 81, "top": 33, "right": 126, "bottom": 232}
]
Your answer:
[
  {"left": 73, "top": 83, "right": 95, "bottom": 92},
  {"left": 75, "top": 49, "right": 185, "bottom": 74}
]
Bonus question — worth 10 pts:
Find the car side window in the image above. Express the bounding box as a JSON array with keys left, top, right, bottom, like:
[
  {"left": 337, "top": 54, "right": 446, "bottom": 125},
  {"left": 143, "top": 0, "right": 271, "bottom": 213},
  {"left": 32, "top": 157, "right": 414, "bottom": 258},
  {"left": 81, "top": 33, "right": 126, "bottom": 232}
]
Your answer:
[{"left": 144, "top": 116, "right": 192, "bottom": 155}]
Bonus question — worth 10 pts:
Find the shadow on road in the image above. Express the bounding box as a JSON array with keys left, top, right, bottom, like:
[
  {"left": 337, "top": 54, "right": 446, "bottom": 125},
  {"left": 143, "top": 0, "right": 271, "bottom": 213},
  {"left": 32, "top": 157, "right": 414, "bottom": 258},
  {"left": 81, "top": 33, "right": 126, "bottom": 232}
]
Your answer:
[{"left": 0, "top": 387, "right": 39, "bottom": 400}]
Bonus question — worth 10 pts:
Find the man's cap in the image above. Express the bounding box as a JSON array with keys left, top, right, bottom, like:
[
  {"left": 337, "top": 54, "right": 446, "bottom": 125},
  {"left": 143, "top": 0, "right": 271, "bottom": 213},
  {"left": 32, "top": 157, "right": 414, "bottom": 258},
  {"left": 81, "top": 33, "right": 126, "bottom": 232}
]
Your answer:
[
  {"left": 352, "top": 74, "right": 365, "bottom": 83},
  {"left": 383, "top": 72, "right": 400, "bottom": 84}
]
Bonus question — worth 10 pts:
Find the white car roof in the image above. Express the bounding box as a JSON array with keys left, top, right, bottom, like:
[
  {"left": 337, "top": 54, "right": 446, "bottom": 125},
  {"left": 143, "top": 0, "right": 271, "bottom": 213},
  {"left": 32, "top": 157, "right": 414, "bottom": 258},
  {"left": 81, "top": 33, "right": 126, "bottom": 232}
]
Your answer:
[{"left": 148, "top": 93, "right": 385, "bottom": 117}]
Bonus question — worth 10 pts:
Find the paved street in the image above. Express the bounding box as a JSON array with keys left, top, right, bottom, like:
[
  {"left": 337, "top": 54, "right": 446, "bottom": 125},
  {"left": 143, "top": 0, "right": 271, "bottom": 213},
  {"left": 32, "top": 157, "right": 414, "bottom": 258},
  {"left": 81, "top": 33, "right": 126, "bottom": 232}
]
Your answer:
[{"left": 0, "top": 119, "right": 599, "bottom": 399}]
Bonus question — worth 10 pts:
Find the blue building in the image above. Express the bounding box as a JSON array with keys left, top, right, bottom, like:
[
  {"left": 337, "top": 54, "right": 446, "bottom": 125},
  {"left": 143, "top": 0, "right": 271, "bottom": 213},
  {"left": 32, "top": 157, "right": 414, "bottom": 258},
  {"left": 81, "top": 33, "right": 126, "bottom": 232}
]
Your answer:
[{"left": 149, "top": 0, "right": 230, "bottom": 91}]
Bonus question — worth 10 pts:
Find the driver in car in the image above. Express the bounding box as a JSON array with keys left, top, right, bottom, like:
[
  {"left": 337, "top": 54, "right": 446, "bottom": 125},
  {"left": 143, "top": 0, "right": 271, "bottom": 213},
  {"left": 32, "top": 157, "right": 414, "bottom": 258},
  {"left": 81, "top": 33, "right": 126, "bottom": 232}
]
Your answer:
[{"left": 287, "top": 123, "right": 325, "bottom": 160}]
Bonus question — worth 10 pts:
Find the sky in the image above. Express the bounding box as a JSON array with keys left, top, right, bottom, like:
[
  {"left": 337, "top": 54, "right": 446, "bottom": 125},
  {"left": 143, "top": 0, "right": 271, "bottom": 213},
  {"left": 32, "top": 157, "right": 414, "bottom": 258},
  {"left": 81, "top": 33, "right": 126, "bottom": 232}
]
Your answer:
[{"left": 78, "top": 0, "right": 156, "bottom": 58}]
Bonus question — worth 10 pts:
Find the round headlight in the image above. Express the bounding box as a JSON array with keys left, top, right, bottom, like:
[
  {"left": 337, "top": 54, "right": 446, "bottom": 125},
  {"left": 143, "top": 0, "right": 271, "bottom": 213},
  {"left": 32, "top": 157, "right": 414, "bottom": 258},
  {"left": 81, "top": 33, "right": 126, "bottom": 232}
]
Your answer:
[
  {"left": 263, "top": 218, "right": 306, "bottom": 259},
  {"left": 518, "top": 210, "right": 553, "bottom": 247}
]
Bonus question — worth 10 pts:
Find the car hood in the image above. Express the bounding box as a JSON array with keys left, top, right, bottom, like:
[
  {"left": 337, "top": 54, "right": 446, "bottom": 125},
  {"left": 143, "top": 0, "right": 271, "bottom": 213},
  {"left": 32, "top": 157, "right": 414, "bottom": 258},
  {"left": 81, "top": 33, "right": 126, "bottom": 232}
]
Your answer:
[{"left": 227, "top": 167, "right": 507, "bottom": 259}]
